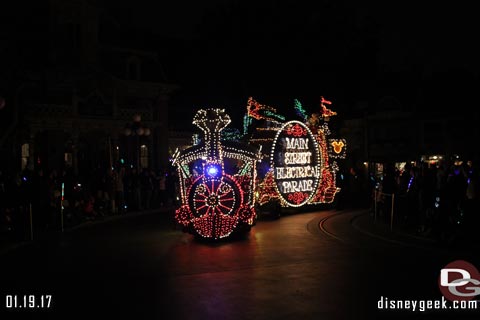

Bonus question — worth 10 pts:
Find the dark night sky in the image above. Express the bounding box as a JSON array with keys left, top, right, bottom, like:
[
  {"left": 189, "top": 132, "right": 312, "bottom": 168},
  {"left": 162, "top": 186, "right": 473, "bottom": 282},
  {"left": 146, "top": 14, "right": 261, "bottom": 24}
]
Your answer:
[
  {"left": 5, "top": 1, "right": 480, "bottom": 130},
  {"left": 102, "top": 0, "right": 479, "bottom": 130}
]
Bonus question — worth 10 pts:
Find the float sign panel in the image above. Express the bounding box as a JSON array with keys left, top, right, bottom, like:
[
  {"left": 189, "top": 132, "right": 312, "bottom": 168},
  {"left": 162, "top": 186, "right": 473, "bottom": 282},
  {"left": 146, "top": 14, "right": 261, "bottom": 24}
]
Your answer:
[{"left": 271, "top": 121, "right": 321, "bottom": 207}]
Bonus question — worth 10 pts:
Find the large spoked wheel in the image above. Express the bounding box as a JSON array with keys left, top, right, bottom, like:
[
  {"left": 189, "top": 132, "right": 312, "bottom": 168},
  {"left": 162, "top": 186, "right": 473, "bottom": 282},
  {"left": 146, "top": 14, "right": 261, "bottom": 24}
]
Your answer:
[
  {"left": 187, "top": 175, "right": 243, "bottom": 238},
  {"left": 189, "top": 175, "right": 242, "bottom": 217}
]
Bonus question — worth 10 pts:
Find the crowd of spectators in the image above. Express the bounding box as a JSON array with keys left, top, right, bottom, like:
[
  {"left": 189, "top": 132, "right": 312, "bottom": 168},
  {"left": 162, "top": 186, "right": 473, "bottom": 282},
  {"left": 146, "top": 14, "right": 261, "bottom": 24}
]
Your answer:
[
  {"left": 3, "top": 158, "right": 478, "bottom": 247},
  {"left": 375, "top": 160, "right": 480, "bottom": 244},
  {"left": 0, "top": 164, "right": 178, "bottom": 243}
]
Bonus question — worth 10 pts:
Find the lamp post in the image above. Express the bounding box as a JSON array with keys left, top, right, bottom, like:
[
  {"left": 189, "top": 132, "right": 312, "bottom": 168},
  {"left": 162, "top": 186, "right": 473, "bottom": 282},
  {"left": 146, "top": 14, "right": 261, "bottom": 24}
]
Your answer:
[{"left": 123, "top": 114, "right": 150, "bottom": 171}]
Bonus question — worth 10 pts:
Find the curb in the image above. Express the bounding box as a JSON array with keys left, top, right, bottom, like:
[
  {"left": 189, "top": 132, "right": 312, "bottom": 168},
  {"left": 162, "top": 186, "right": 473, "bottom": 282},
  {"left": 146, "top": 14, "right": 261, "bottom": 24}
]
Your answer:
[
  {"left": 0, "top": 240, "right": 31, "bottom": 256},
  {"left": 350, "top": 211, "right": 480, "bottom": 253},
  {"left": 65, "top": 206, "right": 174, "bottom": 232},
  {"left": 0, "top": 207, "right": 174, "bottom": 256},
  {"left": 350, "top": 211, "right": 440, "bottom": 249}
]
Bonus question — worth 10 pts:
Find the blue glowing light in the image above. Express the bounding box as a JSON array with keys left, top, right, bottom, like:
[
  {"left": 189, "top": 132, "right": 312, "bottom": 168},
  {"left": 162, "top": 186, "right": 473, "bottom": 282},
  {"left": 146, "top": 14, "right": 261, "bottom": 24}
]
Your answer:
[
  {"left": 206, "top": 164, "right": 221, "bottom": 178},
  {"left": 207, "top": 166, "right": 218, "bottom": 176},
  {"left": 407, "top": 177, "right": 414, "bottom": 192}
]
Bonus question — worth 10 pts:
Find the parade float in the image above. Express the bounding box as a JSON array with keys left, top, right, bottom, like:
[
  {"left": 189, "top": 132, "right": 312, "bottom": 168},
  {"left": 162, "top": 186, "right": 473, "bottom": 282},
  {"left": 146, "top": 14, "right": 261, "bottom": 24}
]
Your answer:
[
  {"left": 172, "top": 109, "right": 260, "bottom": 239},
  {"left": 245, "top": 97, "right": 346, "bottom": 212},
  {"left": 172, "top": 97, "right": 346, "bottom": 239}
]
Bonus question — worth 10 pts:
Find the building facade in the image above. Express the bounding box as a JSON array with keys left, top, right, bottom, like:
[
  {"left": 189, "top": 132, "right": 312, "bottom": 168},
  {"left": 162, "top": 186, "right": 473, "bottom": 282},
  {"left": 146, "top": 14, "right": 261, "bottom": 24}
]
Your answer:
[
  {"left": 0, "top": 0, "right": 177, "bottom": 180},
  {"left": 340, "top": 96, "right": 480, "bottom": 175}
]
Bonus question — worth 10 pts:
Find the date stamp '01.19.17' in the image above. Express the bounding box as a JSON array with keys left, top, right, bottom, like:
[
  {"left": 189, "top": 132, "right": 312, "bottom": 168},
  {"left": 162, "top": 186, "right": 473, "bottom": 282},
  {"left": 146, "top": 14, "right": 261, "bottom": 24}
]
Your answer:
[{"left": 5, "top": 295, "right": 52, "bottom": 310}]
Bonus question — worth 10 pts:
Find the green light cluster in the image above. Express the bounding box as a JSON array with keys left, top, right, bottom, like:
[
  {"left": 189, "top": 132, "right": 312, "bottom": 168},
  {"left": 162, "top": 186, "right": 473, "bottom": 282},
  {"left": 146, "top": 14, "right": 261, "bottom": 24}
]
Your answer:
[{"left": 294, "top": 99, "right": 308, "bottom": 122}]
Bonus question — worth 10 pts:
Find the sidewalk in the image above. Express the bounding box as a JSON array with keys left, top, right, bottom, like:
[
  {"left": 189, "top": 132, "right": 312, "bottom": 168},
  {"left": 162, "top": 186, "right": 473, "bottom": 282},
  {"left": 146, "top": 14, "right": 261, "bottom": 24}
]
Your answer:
[
  {"left": 351, "top": 209, "right": 480, "bottom": 253},
  {"left": 0, "top": 206, "right": 175, "bottom": 256},
  {"left": 66, "top": 205, "right": 174, "bottom": 232}
]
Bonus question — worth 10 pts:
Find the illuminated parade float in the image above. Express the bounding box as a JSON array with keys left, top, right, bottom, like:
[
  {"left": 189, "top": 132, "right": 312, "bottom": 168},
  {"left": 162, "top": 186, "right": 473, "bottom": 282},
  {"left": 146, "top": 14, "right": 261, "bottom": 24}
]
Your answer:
[
  {"left": 247, "top": 96, "right": 346, "bottom": 211},
  {"left": 172, "top": 97, "right": 346, "bottom": 239},
  {"left": 172, "top": 109, "right": 260, "bottom": 239}
]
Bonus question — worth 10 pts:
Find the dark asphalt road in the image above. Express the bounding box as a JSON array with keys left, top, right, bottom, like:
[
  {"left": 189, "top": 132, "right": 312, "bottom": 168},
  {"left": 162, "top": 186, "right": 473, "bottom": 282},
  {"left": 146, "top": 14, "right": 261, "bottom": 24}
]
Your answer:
[{"left": 1, "top": 209, "right": 479, "bottom": 320}]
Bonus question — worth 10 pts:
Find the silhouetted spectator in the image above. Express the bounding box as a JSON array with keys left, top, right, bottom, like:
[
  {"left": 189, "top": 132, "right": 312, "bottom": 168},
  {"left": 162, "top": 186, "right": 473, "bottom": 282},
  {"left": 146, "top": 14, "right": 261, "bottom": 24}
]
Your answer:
[
  {"left": 345, "top": 167, "right": 362, "bottom": 209},
  {"left": 438, "top": 164, "right": 468, "bottom": 242},
  {"left": 417, "top": 162, "right": 437, "bottom": 233},
  {"left": 31, "top": 169, "right": 50, "bottom": 234},
  {"left": 158, "top": 171, "right": 167, "bottom": 206},
  {"left": 129, "top": 168, "right": 141, "bottom": 211},
  {"left": 140, "top": 168, "right": 153, "bottom": 210},
  {"left": 115, "top": 167, "right": 126, "bottom": 213},
  {"left": 381, "top": 163, "right": 397, "bottom": 222},
  {"left": 105, "top": 169, "right": 115, "bottom": 214}
]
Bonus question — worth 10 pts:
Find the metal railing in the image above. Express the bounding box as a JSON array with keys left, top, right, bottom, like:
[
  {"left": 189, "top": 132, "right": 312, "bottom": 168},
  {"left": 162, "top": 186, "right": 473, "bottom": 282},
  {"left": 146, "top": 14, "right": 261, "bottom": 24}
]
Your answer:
[{"left": 373, "top": 189, "right": 396, "bottom": 231}]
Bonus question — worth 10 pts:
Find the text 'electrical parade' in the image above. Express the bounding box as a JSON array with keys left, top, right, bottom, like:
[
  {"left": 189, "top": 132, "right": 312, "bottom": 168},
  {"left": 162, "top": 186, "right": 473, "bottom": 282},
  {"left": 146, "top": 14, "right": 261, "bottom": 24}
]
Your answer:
[{"left": 272, "top": 121, "right": 321, "bottom": 206}]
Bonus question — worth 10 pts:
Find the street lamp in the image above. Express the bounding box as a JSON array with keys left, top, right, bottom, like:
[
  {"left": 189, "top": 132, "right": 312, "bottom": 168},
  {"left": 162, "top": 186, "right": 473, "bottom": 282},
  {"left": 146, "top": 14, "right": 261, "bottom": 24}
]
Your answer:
[{"left": 123, "top": 114, "right": 150, "bottom": 170}]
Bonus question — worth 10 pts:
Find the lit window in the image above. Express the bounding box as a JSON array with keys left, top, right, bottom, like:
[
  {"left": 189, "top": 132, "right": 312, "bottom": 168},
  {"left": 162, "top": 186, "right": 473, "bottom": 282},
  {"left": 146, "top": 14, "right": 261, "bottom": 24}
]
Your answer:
[
  {"left": 21, "top": 143, "right": 30, "bottom": 170},
  {"left": 140, "top": 144, "right": 148, "bottom": 168}
]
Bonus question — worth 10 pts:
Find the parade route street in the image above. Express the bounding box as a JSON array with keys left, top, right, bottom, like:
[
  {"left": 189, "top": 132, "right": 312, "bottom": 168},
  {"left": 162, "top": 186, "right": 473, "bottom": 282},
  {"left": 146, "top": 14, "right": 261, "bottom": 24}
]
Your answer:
[{"left": 1, "top": 209, "right": 478, "bottom": 320}]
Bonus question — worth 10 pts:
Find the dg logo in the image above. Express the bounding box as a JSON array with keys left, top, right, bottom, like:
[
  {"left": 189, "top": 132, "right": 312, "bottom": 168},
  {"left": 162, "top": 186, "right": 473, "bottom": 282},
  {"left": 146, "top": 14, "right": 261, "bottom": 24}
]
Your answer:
[{"left": 439, "top": 260, "right": 480, "bottom": 301}]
